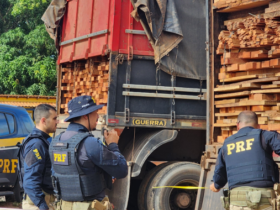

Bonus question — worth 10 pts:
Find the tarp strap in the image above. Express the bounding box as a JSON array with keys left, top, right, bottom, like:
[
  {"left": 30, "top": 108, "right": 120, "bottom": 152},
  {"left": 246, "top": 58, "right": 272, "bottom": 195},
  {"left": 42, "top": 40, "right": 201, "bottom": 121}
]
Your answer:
[{"left": 156, "top": 38, "right": 161, "bottom": 87}]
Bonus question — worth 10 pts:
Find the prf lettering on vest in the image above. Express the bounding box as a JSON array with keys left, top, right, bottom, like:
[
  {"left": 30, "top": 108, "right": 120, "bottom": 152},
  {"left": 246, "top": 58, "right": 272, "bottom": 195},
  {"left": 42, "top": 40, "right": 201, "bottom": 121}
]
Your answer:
[
  {"left": 54, "top": 153, "right": 67, "bottom": 162},
  {"left": 0, "top": 159, "right": 18, "bottom": 173},
  {"left": 227, "top": 138, "right": 254, "bottom": 155},
  {"left": 33, "top": 149, "right": 42, "bottom": 160}
]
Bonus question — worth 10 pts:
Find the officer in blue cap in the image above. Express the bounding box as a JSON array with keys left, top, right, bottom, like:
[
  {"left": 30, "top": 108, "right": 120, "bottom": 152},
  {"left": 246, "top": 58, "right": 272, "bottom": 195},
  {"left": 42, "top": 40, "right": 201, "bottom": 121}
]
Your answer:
[
  {"left": 210, "top": 110, "right": 280, "bottom": 210},
  {"left": 49, "top": 95, "right": 128, "bottom": 210}
]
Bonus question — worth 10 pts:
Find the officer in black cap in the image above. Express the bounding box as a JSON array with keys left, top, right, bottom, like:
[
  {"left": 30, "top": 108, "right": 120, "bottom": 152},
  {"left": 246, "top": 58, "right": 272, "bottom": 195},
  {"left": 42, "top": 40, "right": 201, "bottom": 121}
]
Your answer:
[
  {"left": 210, "top": 110, "right": 280, "bottom": 210},
  {"left": 49, "top": 95, "right": 128, "bottom": 210}
]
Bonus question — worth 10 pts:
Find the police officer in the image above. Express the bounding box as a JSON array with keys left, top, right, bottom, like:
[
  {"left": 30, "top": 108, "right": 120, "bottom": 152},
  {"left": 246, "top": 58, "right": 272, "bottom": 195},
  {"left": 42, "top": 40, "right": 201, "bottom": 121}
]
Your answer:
[
  {"left": 210, "top": 110, "right": 280, "bottom": 210},
  {"left": 20, "top": 104, "right": 58, "bottom": 210},
  {"left": 49, "top": 96, "right": 128, "bottom": 210}
]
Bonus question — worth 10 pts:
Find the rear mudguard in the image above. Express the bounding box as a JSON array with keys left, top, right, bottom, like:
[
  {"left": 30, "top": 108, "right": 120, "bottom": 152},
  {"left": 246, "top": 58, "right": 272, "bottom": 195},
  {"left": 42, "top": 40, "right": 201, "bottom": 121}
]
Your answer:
[{"left": 107, "top": 129, "right": 178, "bottom": 210}]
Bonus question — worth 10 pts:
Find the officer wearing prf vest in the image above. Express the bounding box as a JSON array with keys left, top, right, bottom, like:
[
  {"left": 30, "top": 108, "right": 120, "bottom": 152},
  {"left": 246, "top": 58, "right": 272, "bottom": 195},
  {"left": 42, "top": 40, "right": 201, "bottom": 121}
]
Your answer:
[
  {"left": 20, "top": 104, "right": 58, "bottom": 210},
  {"left": 49, "top": 95, "right": 128, "bottom": 210},
  {"left": 210, "top": 110, "right": 280, "bottom": 210}
]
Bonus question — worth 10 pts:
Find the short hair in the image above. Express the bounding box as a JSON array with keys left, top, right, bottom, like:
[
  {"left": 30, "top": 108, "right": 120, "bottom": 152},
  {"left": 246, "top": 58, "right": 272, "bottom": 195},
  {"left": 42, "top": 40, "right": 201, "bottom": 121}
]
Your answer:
[
  {"left": 69, "top": 116, "right": 81, "bottom": 122},
  {"left": 34, "top": 104, "right": 56, "bottom": 124},
  {"left": 237, "top": 111, "right": 258, "bottom": 125}
]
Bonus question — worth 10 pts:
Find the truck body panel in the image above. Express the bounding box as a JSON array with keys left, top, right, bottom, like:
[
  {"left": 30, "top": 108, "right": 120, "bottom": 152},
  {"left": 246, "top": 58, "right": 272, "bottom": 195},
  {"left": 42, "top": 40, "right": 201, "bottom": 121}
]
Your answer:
[{"left": 58, "top": 0, "right": 153, "bottom": 64}]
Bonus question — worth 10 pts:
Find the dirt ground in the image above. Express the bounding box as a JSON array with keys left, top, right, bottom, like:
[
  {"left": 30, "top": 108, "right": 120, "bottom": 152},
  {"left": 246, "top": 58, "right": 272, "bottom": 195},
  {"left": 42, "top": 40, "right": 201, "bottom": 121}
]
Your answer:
[
  {"left": 0, "top": 202, "right": 21, "bottom": 209},
  {"left": 0, "top": 196, "right": 21, "bottom": 209}
]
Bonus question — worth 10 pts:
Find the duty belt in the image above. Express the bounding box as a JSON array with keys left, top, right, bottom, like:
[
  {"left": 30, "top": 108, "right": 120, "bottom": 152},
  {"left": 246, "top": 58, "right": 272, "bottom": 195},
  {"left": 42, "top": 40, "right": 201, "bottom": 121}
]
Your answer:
[{"left": 230, "top": 187, "right": 275, "bottom": 207}]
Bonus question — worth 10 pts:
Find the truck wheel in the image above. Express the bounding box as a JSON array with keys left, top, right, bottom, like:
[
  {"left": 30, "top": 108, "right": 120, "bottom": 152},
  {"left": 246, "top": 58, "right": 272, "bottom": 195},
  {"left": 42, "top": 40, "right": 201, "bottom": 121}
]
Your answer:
[
  {"left": 146, "top": 162, "right": 200, "bottom": 210},
  {"left": 138, "top": 162, "right": 176, "bottom": 210}
]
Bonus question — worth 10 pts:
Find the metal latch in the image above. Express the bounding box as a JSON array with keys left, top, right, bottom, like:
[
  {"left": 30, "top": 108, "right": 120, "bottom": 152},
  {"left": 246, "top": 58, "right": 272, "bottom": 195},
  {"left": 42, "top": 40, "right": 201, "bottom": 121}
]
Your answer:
[
  {"left": 171, "top": 111, "right": 175, "bottom": 125},
  {"left": 125, "top": 108, "right": 130, "bottom": 123}
]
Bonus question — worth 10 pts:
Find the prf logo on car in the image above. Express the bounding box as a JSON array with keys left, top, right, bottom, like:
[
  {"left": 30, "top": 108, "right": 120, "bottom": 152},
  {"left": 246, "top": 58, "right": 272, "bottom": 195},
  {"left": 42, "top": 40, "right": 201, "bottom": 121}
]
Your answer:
[{"left": 0, "top": 159, "right": 18, "bottom": 173}]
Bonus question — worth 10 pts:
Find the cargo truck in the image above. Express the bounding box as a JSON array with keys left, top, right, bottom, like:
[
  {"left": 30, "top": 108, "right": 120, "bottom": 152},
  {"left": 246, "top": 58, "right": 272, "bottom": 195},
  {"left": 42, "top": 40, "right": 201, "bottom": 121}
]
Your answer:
[
  {"left": 42, "top": 0, "right": 209, "bottom": 209},
  {"left": 43, "top": 0, "right": 280, "bottom": 209}
]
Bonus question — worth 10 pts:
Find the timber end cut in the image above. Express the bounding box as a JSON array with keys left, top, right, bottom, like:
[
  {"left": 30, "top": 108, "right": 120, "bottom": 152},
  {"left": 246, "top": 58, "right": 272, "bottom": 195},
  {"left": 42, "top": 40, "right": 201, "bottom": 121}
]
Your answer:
[{"left": 59, "top": 57, "right": 109, "bottom": 115}]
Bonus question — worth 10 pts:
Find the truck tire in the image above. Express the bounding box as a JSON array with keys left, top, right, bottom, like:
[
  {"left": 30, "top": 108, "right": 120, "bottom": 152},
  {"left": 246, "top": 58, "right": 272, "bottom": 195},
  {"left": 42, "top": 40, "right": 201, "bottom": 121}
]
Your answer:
[
  {"left": 138, "top": 162, "right": 176, "bottom": 210},
  {"left": 146, "top": 162, "right": 200, "bottom": 210}
]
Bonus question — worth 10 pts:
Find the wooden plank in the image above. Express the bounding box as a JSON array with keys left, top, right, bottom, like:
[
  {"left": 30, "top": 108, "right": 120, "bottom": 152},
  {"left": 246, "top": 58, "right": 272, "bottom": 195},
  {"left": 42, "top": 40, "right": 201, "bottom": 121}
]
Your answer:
[
  {"left": 216, "top": 100, "right": 277, "bottom": 108},
  {"left": 214, "top": 99, "right": 241, "bottom": 105},
  {"left": 239, "top": 100, "right": 277, "bottom": 106},
  {"left": 217, "top": 136, "right": 226, "bottom": 143},
  {"left": 219, "top": 77, "right": 280, "bottom": 87},
  {"left": 268, "top": 123, "right": 280, "bottom": 130},
  {"left": 215, "top": 91, "right": 251, "bottom": 99},
  {"left": 251, "top": 89, "right": 280, "bottom": 93},
  {"left": 245, "top": 62, "right": 261, "bottom": 70},
  {"left": 215, "top": 112, "right": 262, "bottom": 117},
  {"left": 261, "top": 84, "right": 280, "bottom": 89},
  {"left": 218, "top": 0, "right": 271, "bottom": 13},
  {"left": 214, "top": 83, "right": 260, "bottom": 92},
  {"left": 250, "top": 93, "right": 280, "bottom": 101},
  {"left": 219, "top": 75, "right": 257, "bottom": 82},
  {"left": 251, "top": 105, "right": 272, "bottom": 111},
  {"left": 264, "top": 10, "right": 280, "bottom": 18},
  {"left": 214, "top": 123, "right": 236, "bottom": 127}
]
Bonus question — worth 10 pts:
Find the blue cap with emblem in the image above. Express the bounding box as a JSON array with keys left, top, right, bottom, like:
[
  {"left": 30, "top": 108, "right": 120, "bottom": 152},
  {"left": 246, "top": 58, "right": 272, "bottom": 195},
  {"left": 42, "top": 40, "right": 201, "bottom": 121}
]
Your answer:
[{"left": 64, "top": 95, "right": 104, "bottom": 122}]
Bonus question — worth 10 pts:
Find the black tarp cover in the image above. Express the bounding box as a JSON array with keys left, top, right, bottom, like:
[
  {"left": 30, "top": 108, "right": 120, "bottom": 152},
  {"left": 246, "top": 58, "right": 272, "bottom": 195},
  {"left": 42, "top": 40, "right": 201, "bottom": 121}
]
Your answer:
[{"left": 133, "top": 0, "right": 206, "bottom": 80}]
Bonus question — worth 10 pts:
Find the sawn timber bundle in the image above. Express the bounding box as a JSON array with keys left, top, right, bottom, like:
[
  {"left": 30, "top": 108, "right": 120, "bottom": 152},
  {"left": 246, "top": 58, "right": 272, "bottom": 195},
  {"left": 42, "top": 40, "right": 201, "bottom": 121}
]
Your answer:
[
  {"left": 215, "top": 1, "right": 280, "bottom": 143},
  {"left": 59, "top": 58, "right": 109, "bottom": 115}
]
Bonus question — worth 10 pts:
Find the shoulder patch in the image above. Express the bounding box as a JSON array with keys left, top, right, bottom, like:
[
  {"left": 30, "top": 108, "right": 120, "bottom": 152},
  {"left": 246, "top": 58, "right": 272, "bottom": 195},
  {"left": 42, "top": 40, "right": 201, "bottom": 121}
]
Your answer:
[
  {"left": 25, "top": 150, "right": 39, "bottom": 166},
  {"left": 33, "top": 148, "right": 42, "bottom": 160}
]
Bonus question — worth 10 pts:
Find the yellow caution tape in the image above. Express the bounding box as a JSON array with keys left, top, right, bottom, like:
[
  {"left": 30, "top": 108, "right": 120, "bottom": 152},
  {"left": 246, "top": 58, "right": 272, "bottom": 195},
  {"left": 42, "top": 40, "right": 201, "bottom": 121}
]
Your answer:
[{"left": 152, "top": 186, "right": 208, "bottom": 190}]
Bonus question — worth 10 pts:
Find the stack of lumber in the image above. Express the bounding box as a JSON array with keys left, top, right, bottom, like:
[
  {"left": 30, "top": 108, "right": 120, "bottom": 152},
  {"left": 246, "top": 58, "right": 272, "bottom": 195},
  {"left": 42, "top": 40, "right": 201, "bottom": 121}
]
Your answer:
[
  {"left": 60, "top": 59, "right": 109, "bottom": 115},
  {"left": 215, "top": 2, "right": 280, "bottom": 143}
]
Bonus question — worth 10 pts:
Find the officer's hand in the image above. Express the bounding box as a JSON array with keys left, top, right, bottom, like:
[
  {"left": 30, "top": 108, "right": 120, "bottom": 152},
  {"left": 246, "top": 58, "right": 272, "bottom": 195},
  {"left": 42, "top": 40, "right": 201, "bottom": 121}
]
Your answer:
[
  {"left": 104, "top": 129, "right": 119, "bottom": 145},
  {"left": 210, "top": 183, "right": 220, "bottom": 192},
  {"left": 112, "top": 178, "right": 116, "bottom": 184}
]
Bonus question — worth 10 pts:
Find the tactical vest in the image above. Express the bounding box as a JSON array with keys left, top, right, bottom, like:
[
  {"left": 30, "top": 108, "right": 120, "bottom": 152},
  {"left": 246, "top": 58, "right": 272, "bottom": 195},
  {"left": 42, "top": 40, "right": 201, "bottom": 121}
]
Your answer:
[
  {"left": 49, "top": 132, "right": 107, "bottom": 202},
  {"left": 223, "top": 129, "right": 276, "bottom": 188},
  {"left": 17, "top": 134, "right": 52, "bottom": 190}
]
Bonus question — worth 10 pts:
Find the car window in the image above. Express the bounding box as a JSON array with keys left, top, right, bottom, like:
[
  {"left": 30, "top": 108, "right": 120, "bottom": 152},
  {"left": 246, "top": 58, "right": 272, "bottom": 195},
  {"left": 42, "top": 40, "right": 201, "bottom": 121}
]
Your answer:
[
  {"left": 21, "top": 114, "right": 34, "bottom": 133},
  {"left": 0, "top": 113, "right": 9, "bottom": 136},
  {"left": 5, "top": 114, "right": 15, "bottom": 134}
]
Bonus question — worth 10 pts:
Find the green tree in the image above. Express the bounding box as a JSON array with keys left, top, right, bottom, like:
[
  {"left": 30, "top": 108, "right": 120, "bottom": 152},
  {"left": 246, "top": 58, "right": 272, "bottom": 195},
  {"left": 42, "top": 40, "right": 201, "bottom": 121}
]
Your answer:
[{"left": 0, "top": 0, "right": 56, "bottom": 96}]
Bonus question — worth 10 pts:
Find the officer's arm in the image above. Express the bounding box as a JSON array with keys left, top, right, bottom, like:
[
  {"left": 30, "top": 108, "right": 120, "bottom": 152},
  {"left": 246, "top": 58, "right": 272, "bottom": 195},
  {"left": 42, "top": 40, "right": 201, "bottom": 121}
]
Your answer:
[
  {"left": 213, "top": 148, "right": 227, "bottom": 190},
  {"left": 23, "top": 141, "right": 49, "bottom": 210},
  {"left": 264, "top": 130, "right": 280, "bottom": 155},
  {"left": 84, "top": 137, "right": 128, "bottom": 179}
]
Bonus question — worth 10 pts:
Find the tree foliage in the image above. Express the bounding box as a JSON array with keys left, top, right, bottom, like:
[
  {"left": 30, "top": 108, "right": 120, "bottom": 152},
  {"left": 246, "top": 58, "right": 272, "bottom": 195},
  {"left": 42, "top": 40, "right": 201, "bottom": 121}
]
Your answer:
[{"left": 0, "top": 0, "right": 56, "bottom": 96}]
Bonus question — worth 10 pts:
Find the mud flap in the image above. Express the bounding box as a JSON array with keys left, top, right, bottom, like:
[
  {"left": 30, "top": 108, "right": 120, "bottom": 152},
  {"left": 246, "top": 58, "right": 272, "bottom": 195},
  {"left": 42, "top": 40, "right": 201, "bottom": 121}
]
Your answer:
[{"left": 195, "top": 156, "right": 227, "bottom": 210}]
